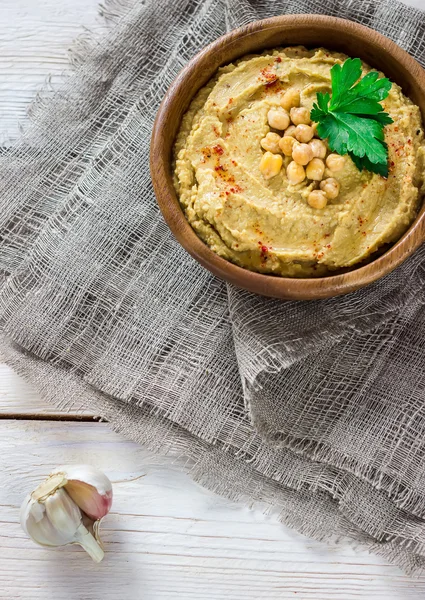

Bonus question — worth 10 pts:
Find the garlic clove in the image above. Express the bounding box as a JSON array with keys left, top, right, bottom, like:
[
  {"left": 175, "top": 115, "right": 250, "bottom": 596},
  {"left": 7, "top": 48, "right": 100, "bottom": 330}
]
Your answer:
[
  {"left": 21, "top": 498, "right": 67, "bottom": 547},
  {"left": 20, "top": 464, "right": 112, "bottom": 562},
  {"left": 65, "top": 480, "right": 112, "bottom": 521},
  {"left": 20, "top": 494, "right": 38, "bottom": 536},
  {"left": 44, "top": 488, "right": 83, "bottom": 542},
  {"left": 51, "top": 465, "right": 113, "bottom": 520},
  {"left": 21, "top": 488, "right": 104, "bottom": 561},
  {"left": 51, "top": 464, "right": 112, "bottom": 496}
]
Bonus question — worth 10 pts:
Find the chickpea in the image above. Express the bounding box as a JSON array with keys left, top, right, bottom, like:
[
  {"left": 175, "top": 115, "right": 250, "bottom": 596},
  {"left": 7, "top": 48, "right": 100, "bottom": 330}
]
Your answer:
[
  {"left": 293, "top": 124, "right": 315, "bottom": 143},
  {"left": 260, "top": 132, "right": 282, "bottom": 154},
  {"left": 308, "top": 190, "right": 328, "bottom": 209},
  {"left": 259, "top": 151, "right": 283, "bottom": 179},
  {"left": 309, "top": 138, "right": 327, "bottom": 159},
  {"left": 311, "top": 122, "right": 320, "bottom": 137},
  {"left": 292, "top": 142, "right": 314, "bottom": 166},
  {"left": 283, "top": 155, "right": 292, "bottom": 169},
  {"left": 290, "top": 106, "right": 311, "bottom": 126},
  {"left": 326, "top": 153, "right": 345, "bottom": 172},
  {"left": 286, "top": 161, "right": 306, "bottom": 185},
  {"left": 267, "top": 108, "right": 290, "bottom": 130},
  {"left": 279, "top": 135, "right": 296, "bottom": 156},
  {"left": 284, "top": 125, "right": 297, "bottom": 137},
  {"left": 280, "top": 89, "right": 301, "bottom": 111},
  {"left": 320, "top": 177, "right": 341, "bottom": 199},
  {"left": 306, "top": 158, "right": 325, "bottom": 181}
]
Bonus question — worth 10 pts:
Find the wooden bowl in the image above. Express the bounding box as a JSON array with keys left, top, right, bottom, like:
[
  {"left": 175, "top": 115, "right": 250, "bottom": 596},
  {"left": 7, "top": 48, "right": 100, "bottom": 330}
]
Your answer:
[{"left": 150, "top": 14, "right": 425, "bottom": 300}]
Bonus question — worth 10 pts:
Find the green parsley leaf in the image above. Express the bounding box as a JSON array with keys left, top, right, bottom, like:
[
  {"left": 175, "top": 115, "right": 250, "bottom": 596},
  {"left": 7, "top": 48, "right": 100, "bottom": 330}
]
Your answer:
[
  {"left": 348, "top": 152, "right": 390, "bottom": 178},
  {"left": 310, "top": 57, "right": 394, "bottom": 177}
]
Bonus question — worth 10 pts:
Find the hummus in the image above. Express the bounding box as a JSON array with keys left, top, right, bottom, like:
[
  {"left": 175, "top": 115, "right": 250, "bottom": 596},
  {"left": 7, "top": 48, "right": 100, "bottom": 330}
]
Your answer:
[{"left": 173, "top": 47, "right": 425, "bottom": 277}]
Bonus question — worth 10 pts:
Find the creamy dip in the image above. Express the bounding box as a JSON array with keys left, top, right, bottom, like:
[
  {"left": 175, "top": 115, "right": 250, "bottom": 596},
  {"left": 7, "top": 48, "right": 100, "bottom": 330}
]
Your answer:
[{"left": 173, "top": 47, "right": 425, "bottom": 277}]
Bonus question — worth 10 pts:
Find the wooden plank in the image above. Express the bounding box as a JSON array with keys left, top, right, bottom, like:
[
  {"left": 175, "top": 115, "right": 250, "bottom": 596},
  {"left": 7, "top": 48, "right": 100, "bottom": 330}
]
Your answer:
[
  {"left": 0, "top": 363, "right": 93, "bottom": 417},
  {"left": 0, "top": 0, "right": 102, "bottom": 412},
  {"left": 1, "top": 418, "right": 425, "bottom": 600},
  {"left": 0, "top": 0, "right": 424, "bottom": 597},
  {"left": 0, "top": 0, "right": 102, "bottom": 142},
  {"left": 0, "top": 0, "right": 106, "bottom": 414}
]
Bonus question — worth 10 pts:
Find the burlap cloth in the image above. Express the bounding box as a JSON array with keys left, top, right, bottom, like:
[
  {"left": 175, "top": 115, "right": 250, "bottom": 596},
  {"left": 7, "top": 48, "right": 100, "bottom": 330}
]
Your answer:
[{"left": 2, "top": 0, "right": 425, "bottom": 574}]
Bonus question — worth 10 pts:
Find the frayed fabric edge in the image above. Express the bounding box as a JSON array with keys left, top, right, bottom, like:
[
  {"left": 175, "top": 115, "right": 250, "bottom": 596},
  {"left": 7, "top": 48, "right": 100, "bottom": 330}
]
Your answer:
[
  {"left": 1, "top": 0, "right": 138, "bottom": 143},
  {"left": 1, "top": 335, "right": 424, "bottom": 577},
  {"left": 251, "top": 411, "right": 425, "bottom": 523},
  {"left": 70, "top": 0, "right": 139, "bottom": 66},
  {"left": 99, "top": 0, "right": 140, "bottom": 22}
]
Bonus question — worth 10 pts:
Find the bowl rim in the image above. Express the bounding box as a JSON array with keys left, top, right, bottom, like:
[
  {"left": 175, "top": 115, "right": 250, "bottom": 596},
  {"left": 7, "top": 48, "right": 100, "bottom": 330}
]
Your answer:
[{"left": 150, "top": 14, "right": 425, "bottom": 300}]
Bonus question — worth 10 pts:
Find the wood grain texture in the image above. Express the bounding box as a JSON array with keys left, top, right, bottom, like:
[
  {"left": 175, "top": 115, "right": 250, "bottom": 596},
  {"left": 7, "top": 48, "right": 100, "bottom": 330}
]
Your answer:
[
  {"left": 0, "top": 364, "right": 92, "bottom": 416},
  {"left": 1, "top": 0, "right": 425, "bottom": 598},
  {"left": 0, "top": 0, "right": 101, "bottom": 143},
  {"left": 2, "top": 419, "right": 425, "bottom": 600},
  {"left": 151, "top": 14, "right": 425, "bottom": 300},
  {"left": 2, "top": 373, "right": 425, "bottom": 599}
]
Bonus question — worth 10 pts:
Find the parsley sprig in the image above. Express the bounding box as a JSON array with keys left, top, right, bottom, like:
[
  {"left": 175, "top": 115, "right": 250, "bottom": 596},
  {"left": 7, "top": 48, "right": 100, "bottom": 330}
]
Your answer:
[{"left": 310, "top": 58, "right": 393, "bottom": 177}]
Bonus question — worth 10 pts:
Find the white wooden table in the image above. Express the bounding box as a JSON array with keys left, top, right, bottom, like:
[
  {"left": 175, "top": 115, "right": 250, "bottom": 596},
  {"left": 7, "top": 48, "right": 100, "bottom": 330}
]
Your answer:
[{"left": 1, "top": 1, "right": 425, "bottom": 598}]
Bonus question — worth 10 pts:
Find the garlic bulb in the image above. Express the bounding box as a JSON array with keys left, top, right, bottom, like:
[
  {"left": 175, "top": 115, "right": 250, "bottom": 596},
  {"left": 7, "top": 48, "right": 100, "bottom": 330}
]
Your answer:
[{"left": 20, "top": 465, "right": 113, "bottom": 562}]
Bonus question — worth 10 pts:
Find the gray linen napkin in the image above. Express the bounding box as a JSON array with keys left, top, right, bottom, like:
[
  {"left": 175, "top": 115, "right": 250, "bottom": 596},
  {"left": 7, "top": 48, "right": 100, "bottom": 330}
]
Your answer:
[{"left": 2, "top": 0, "right": 425, "bottom": 574}]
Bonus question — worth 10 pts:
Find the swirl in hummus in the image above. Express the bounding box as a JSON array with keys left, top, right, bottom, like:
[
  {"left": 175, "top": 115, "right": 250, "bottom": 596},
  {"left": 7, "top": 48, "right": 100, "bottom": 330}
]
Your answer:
[{"left": 173, "top": 47, "right": 425, "bottom": 277}]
